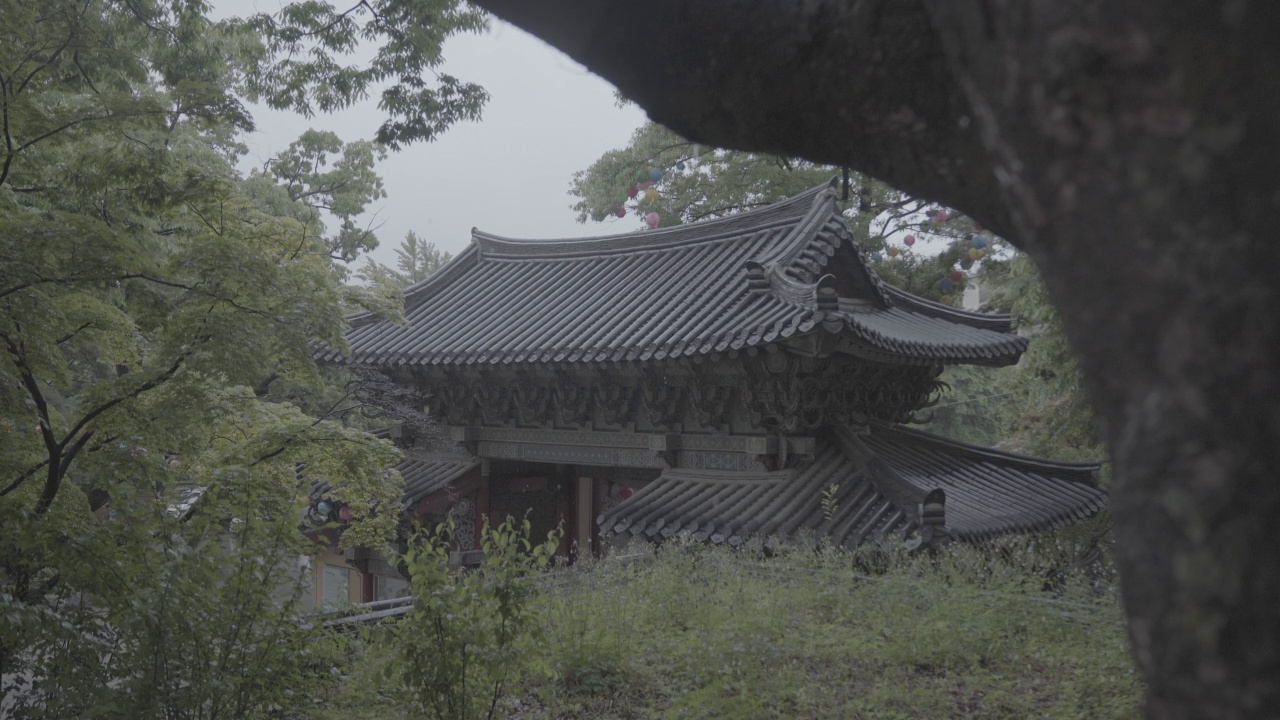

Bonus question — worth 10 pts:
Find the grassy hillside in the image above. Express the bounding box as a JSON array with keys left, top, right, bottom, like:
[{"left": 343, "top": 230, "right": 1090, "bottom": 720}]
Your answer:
[{"left": 315, "top": 530, "right": 1139, "bottom": 720}]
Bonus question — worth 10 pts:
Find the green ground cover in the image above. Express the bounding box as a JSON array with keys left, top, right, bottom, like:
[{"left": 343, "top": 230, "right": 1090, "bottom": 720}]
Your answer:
[{"left": 318, "top": 533, "right": 1141, "bottom": 720}]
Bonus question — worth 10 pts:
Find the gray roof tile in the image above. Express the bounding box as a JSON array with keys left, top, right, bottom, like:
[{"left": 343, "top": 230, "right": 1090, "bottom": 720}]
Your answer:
[
  {"left": 326, "top": 181, "right": 1026, "bottom": 367},
  {"left": 598, "top": 425, "right": 1105, "bottom": 546}
]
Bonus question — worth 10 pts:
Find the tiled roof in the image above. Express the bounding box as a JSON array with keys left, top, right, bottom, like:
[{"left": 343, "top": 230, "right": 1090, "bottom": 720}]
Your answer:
[
  {"left": 396, "top": 453, "right": 479, "bottom": 507},
  {"left": 598, "top": 425, "right": 1105, "bottom": 547},
  {"left": 312, "top": 449, "right": 478, "bottom": 509},
  {"left": 326, "top": 181, "right": 1026, "bottom": 367},
  {"left": 598, "top": 442, "right": 912, "bottom": 547},
  {"left": 851, "top": 424, "right": 1105, "bottom": 540}
]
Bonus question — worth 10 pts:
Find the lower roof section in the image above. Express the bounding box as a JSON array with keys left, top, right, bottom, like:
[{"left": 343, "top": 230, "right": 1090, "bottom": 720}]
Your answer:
[
  {"left": 312, "top": 448, "right": 479, "bottom": 510},
  {"left": 598, "top": 424, "right": 1105, "bottom": 547}
]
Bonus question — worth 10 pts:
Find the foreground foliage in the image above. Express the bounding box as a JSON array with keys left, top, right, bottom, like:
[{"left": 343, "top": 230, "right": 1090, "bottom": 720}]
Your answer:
[
  {"left": 394, "top": 517, "right": 560, "bottom": 720},
  {"left": 326, "top": 536, "right": 1140, "bottom": 720},
  {"left": 0, "top": 0, "right": 485, "bottom": 714}
]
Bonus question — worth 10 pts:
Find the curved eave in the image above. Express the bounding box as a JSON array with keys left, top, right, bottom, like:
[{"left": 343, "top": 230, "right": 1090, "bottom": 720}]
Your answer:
[{"left": 882, "top": 285, "right": 1017, "bottom": 332}]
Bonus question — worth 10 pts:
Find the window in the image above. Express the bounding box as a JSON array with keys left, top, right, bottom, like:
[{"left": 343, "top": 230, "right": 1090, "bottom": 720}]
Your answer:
[{"left": 321, "top": 564, "right": 350, "bottom": 610}]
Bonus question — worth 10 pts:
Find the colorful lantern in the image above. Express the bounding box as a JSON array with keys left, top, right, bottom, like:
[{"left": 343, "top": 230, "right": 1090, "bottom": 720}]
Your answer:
[
  {"left": 338, "top": 506, "right": 352, "bottom": 522},
  {"left": 644, "top": 188, "right": 659, "bottom": 202},
  {"left": 949, "top": 270, "right": 963, "bottom": 283},
  {"left": 903, "top": 235, "right": 916, "bottom": 247},
  {"left": 316, "top": 500, "right": 331, "bottom": 515},
  {"left": 960, "top": 257, "right": 974, "bottom": 270},
  {"left": 615, "top": 207, "right": 626, "bottom": 218},
  {"left": 645, "top": 212, "right": 660, "bottom": 228},
  {"left": 971, "top": 234, "right": 987, "bottom": 249},
  {"left": 969, "top": 248, "right": 985, "bottom": 260},
  {"left": 627, "top": 186, "right": 638, "bottom": 198},
  {"left": 648, "top": 168, "right": 662, "bottom": 182},
  {"left": 870, "top": 252, "right": 882, "bottom": 262},
  {"left": 933, "top": 209, "right": 949, "bottom": 224},
  {"left": 638, "top": 180, "right": 652, "bottom": 190},
  {"left": 620, "top": 487, "right": 635, "bottom": 500},
  {"left": 887, "top": 246, "right": 901, "bottom": 257},
  {"left": 940, "top": 277, "right": 955, "bottom": 294},
  {"left": 676, "top": 161, "right": 686, "bottom": 171},
  {"left": 635, "top": 170, "right": 647, "bottom": 182}
]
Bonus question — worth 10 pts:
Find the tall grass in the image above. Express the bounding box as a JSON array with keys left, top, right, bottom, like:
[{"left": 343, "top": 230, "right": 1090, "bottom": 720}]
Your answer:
[{"left": 324, "top": 534, "right": 1141, "bottom": 719}]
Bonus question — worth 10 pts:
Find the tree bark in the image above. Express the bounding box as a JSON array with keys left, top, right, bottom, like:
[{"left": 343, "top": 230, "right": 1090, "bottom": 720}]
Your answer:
[{"left": 473, "top": 1, "right": 1280, "bottom": 716}]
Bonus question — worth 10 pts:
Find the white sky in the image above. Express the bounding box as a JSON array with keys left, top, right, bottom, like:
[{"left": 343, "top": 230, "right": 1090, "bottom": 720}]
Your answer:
[{"left": 214, "top": 2, "right": 647, "bottom": 268}]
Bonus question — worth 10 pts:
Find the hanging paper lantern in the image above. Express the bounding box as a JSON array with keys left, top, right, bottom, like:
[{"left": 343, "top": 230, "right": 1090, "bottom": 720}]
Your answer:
[
  {"left": 933, "top": 209, "right": 949, "bottom": 224},
  {"left": 338, "top": 506, "right": 352, "bottom": 522},
  {"left": 316, "top": 500, "right": 331, "bottom": 515},
  {"left": 949, "top": 270, "right": 964, "bottom": 283},
  {"left": 940, "top": 294, "right": 954, "bottom": 304},
  {"left": 903, "top": 235, "right": 916, "bottom": 247},
  {"left": 620, "top": 486, "right": 635, "bottom": 500},
  {"left": 887, "top": 246, "right": 901, "bottom": 257},
  {"left": 870, "top": 252, "right": 882, "bottom": 263},
  {"left": 615, "top": 207, "right": 626, "bottom": 218},
  {"left": 627, "top": 186, "right": 638, "bottom": 199},
  {"left": 940, "top": 277, "right": 955, "bottom": 294},
  {"left": 969, "top": 248, "right": 985, "bottom": 260},
  {"left": 635, "top": 170, "right": 647, "bottom": 182},
  {"left": 645, "top": 212, "right": 660, "bottom": 228},
  {"left": 648, "top": 168, "right": 662, "bottom": 182},
  {"left": 638, "top": 180, "right": 652, "bottom": 190},
  {"left": 644, "top": 188, "right": 659, "bottom": 202},
  {"left": 960, "top": 257, "right": 974, "bottom": 270},
  {"left": 676, "top": 161, "right": 686, "bottom": 171},
  {"left": 971, "top": 234, "right": 987, "bottom": 249}
]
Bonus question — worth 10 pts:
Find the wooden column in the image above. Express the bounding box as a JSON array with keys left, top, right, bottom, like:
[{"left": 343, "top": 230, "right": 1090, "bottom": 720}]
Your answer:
[{"left": 575, "top": 475, "right": 593, "bottom": 559}]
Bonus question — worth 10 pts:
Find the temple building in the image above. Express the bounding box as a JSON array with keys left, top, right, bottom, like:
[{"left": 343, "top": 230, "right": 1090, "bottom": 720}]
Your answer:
[{"left": 318, "top": 180, "right": 1105, "bottom": 574}]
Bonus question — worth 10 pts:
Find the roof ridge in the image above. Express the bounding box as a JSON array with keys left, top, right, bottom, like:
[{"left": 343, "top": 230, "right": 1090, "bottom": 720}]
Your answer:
[
  {"left": 472, "top": 181, "right": 833, "bottom": 260},
  {"left": 758, "top": 179, "right": 845, "bottom": 278}
]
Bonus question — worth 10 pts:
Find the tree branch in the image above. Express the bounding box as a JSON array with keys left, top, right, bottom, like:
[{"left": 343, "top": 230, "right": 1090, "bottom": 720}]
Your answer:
[{"left": 472, "top": 0, "right": 1012, "bottom": 237}]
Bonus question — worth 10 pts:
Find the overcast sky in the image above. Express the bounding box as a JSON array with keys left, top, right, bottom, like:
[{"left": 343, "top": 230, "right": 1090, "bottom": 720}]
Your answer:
[{"left": 215, "top": 3, "right": 647, "bottom": 268}]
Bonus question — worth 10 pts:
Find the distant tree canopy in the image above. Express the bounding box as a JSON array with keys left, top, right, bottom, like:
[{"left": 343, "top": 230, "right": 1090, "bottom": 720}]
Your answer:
[
  {"left": 359, "top": 230, "right": 454, "bottom": 291},
  {"left": 570, "top": 121, "right": 1006, "bottom": 306}
]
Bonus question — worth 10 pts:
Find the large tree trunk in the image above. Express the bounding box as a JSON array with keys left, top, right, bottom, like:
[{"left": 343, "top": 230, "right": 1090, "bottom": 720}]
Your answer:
[{"left": 473, "top": 2, "right": 1280, "bottom": 716}]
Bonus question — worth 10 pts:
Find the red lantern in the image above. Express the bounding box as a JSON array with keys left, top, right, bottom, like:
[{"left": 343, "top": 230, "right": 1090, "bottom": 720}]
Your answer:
[
  {"left": 638, "top": 180, "right": 653, "bottom": 190},
  {"left": 338, "top": 506, "right": 352, "bottom": 522},
  {"left": 614, "top": 207, "right": 626, "bottom": 218},
  {"left": 949, "top": 270, "right": 963, "bottom": 282},
  {"left": 903, "top": 235, "right": 916, "bottom": 247},
  {"left": 620, "top": 487, "right": 635, "bottom": 500},
  {"left": 627, "top": 187, "right": 638, "bottom": 198}
]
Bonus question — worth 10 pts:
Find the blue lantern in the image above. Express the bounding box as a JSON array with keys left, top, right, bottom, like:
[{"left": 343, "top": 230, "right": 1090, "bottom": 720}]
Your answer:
[
  {"left": 870, "top": 252, "right": 882, "bottom": 263},
  {"left": 648, "top": 168, "right": 662, "bottom": 182},
  {"left": 940, "top": 277, "right": 955, "bottom": 294},
  {"left": 971, "top": 234, "right": 987, "bottom": 250},
  {"left": 676, "top": 161, "right": 686, "bottom": 171},
  {"left": 316, "top": 500, "right": 332, "bottom": 515}
]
